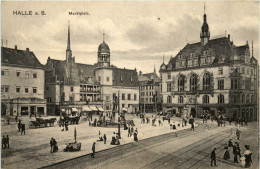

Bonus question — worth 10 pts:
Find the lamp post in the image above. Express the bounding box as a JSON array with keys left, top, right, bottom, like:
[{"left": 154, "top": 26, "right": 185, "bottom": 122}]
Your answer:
[{"left": 117, "top": 91, "right": 121, "bottom": 139}]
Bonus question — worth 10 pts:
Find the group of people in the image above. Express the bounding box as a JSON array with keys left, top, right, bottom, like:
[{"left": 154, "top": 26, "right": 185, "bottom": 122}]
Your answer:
[
  {"left": 97, "top": 131, "right": 107, "bottom": 144},
  {"left": 17, "top": 119, "right": 26, "bottom": 135},
  {"left": 2, "top": 135, "right": 9, "bottom": 149}
]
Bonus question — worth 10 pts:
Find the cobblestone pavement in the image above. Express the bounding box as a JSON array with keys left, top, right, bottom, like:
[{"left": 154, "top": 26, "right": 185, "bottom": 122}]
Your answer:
[{"left": 1, "top": 114, "right": 194, "bottom": 169}]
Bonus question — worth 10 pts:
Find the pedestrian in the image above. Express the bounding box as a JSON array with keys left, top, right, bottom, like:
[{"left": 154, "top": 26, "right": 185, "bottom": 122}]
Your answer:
[
  {"left": 99, "top": 130, "right": 101, "bottom": 136},
  {"left": 134, "top": 128, "right": 138, "bottom": 141},
  {"left": 6, "top": 135, "right": 9, "bottom": 149},
  {"left": 128, "top": 126, "right": 131, "bottom": 137},
  {"left": 50, "top": 137, "right": 55, "bottom": 153},
  {"left": 223, "top": 146, "right": 230, "bottom": 160},
  {"left": 233, "top": 142, "right": 239, "bottom": 163},
  {"left": 15, "top": 116, "right": 18, "bottom": 123},
  {"left": 21, "top": 123, "right": 25, "bottom": 135},
  {"left": 65, "top": 120, "right": 69, "bottom": 131},
  {"left": 18, "top": 122, "right": 21, "bottom": 132},
  {"left": 244, "top": 145, "right": 253, "bottom": 168},
  {"left": 91, "top": 142, "right": 96, "bottom": 158},
  {"left": 211, "top": 148, "right": 217, "bottom": 166},
  {"left": 240, "top": 154, "right": 246, "bottom": 168},
  {"left": 131, "top": 126, "right": 134, "bottom": 137},
  {"left": 7, "top": 116, "right": 10, "bottom": 125},
  {"left": 2, "top": 135, "right": 6, "bottom": 149},
  {"left": 104, "top": 134, "right": 107, "bottom": 144},
  {"left": 191, "top": 122, "right": 194, "bottom": 131},
  {"left": 30, "top": 113, "right": 32, "bottom": 119},
  {"left": 236, "top": 129, "right": 241, "bottom": 140},
  {"left": 158, "top": 119, "right": 161, "bottom": 126},
  {"left": 228, "top": 139, "right": 233, "bottom": 147}
]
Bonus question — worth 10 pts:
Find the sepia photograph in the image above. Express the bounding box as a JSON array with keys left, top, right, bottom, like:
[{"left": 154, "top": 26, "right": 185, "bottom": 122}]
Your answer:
[{"left": 1, "top": 1, "right": 259, "bottom": 169}]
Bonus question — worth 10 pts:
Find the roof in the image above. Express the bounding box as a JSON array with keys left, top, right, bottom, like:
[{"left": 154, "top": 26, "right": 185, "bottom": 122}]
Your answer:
[
  {"left": 162, "top": 37, "right": 248, "bottom": 71},
  {"left": 1, "top": 47, "right": 43, "bottom": 69},
  {"left": 112, "top": 68, "right": 138, "bottom": 87},
  {"left": 138, "top": 72, "right": 160, "bottom": 83},
  {"left": 77, "top": 63, "right": 97, "bottom": 83}
]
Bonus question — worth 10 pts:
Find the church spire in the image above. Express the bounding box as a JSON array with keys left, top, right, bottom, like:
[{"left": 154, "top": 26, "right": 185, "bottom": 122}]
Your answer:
[
  {"left": 200, "top": 3, "right": 210, "bottom": 46},
  {"left": 252, "top": 40, "right": 254, "bottom": 57},
  {"left": 163, "top": 54, "right": 165, "bottom": 64},
  {"left": 67, "top": 21, "right": 71, "bottom": 51},
  {"left": 154, "top": 63, "right": 156, "bottom": 73},
  {"left": 103, "top": 32, "right": 105, "bottom": 42}
]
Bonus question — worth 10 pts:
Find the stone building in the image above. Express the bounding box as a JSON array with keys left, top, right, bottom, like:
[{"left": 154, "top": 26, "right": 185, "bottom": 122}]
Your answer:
[
  {"left": 45, "top": 24, "right": 139, "bottom": 115},
  {"left": 159, "top": 11, "right": 258, "bottom": 120},
  {"left": 138, "top": 67, "right": 162, "bottom": 113},
  {"left": 1, "top": 46, "right": 46, "bottom": 116}
]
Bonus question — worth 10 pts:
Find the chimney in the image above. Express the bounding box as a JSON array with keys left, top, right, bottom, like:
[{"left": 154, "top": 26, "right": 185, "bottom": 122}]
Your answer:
[
  {"left": 15, "top": 45, "right": 17, "bottom": 50},
  {"left": 228, "top": 34, "right": 230, "bottom": 41},
  {"left": 26, "top": 48, "right": 29, "bottom": 52}
]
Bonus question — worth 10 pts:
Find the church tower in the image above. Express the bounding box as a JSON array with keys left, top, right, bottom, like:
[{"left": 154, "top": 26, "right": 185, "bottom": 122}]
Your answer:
[
  {"left": 97, "top": 33, "right": 110, "bottom": 67},
  {"left": 200, "top": 4, "right": 210, "bottom": 46},
  {"left": 66, "top": 21, "right": 73, "bottom": 63}
]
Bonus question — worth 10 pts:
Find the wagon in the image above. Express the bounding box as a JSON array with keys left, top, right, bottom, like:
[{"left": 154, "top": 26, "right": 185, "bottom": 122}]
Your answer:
[
  {"left": 29, "top": 121, "right": 41, "bottom": 128},
  {"left": 63, "top": 142, "right": 81, "bottom": 152}
]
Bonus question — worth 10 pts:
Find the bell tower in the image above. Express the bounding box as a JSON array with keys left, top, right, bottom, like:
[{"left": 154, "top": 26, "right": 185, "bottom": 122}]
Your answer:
[{"left": 97, "top": 33, "right": 110, "bottom": 67}]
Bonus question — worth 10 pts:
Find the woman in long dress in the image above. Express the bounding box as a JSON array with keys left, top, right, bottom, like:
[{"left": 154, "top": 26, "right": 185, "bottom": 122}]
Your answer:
[
  {"left": 223, "top": 146, "right": 230, "bottom": 160},
  {"left": 244, "top": 145, "right": 252, "bottom": 168},
  {"left": 134, "top": 128, "right": 138, "bottom": 141}
]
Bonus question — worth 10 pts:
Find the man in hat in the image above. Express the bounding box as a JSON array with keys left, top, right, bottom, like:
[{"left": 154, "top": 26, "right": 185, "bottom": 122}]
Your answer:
[
  {"left": 91, "top": 142, "right": 96, "bottom": 158},
  {"left": 211, "top": 148, "right": 217, "bottom": 166},
  {"left": 50, "top": 137, "right": 55, "bottom": 153}
]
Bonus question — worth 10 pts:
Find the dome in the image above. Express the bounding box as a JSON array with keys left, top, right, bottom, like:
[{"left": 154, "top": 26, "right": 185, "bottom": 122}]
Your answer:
[{"left": 98, "top": 41, "right": 110, "bottom": 53}]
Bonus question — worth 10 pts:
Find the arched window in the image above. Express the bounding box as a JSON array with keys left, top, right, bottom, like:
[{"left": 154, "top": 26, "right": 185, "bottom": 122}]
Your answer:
[
  {"left": 190, "top": 74, "right": 198, "bottom": 91},
  {"left": 203, "top": 95, "right": 209, "bottom": 104},
  {"left": 242, "top": 94, "right": 245, "bottom": 103},
  {"left": 251, "top": 95, "right": 254, "bottom": 103},
  {"left": 246, "top": 94, "right": 250, "bottom": 103},
  {"left": 203, "top": 73, "right": 211, "bottom": 90},
  {"left": 218, "top": 94, "right": 224, "bottom": 104},
  {"left": 178, "top": 96, "right": 184, "bottom": 104},
  {"left": 178, "top": 75, "right": 185, "bottom": 91},
  {"left": 167, "top": 96, "right": 172, "bottom": 103}
]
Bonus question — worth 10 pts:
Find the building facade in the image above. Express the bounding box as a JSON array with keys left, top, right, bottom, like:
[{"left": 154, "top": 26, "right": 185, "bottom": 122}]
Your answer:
[
  {"left": 138, "top": 68, "right": 162, "bottom": 113},
  {"left": 45, "top": 24, "right": 139, "bottom": 115},
  {"left": 160, "top": 12, "right": 258, "bottom": 121},
  {"left": 1, "top": 46, "right": 47, "bottom": 116}
]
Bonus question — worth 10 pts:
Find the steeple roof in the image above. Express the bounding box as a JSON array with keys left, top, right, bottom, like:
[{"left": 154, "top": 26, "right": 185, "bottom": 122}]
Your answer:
[{"left": 67, "top": 21, "right": 71, "bottom": 51}]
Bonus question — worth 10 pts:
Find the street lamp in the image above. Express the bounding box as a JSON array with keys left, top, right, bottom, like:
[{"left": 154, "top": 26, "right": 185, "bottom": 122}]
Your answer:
[{"left": 117, "top": 91, "right": 121, "bottom": 139}]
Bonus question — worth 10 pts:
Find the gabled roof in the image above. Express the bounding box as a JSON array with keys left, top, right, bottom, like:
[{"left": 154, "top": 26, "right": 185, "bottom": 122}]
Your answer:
[
  {"left": 138, "top": 72, "right": 160, "bottom": 83},
  {"left": 112, "top": 68, "right": 138, "bottom": 87},
  {"left": 1, "top": 47, "right": 43, "bottom": 69}
]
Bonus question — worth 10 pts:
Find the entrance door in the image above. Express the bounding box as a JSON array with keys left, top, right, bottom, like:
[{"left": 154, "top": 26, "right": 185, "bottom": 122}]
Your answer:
[
  {"left": 37, "top": 107, "right": 44, "bottom": 115},
  {"left": 21, "top": 107, "right": 29, "bottom": 116},
  {"left": 190, "top": 108, "right": 196, "bottom": 118},
  {"left": 30, "top": 106, "right": 36, "bottom": 115}
]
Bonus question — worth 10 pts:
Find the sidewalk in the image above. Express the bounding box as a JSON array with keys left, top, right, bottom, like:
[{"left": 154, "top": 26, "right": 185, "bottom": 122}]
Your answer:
[{"left": 1, "top": 115, "right": 193, "bottom": 169}]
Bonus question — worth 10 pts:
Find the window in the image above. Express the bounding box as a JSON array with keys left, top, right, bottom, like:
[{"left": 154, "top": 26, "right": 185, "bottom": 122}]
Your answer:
[
  {"left": 242, "top": 94, "right": 245, "bottom": 103},
  {"left": 2, "top": 85, "right": 9, "bottom": 93},
  {"left": 122, "top": 93, "right": 125, "bottom": 100},
  {"left": 218, "top": 80, "right": 224, "bottom": 90},
  {"left": 146, "top": 98, "right": 148, "bottom": 102},
  {"left": 106, "top": 77, "right": 109, "bottom": 82},
  {"left": 69, "top": 96, "right": 74, "bottom": 102},
  {"left": 241, "top": 67, "right": 245, "bottom": 74},
  {"left": 70, "top": 86, "right": 74, "bottom": 92},
  {"left": 218, "top": 67, "right": 223, "bottom": 75},
  {"left": 128, "top": 94, "right": 131, "bottom": 100},
  {"left": 167, "top": 96, "right": 172, "bottom": 103},
  {"left": 122, "top": 104, "right": 125, "bottom": 108},
  {"left": 134, "top": 94, "right": 137, "bottom": 101},
  {"left": 247, "top": 68, "right": 249, "bottom": 75},
  {"left": 167, "top": 83, "right": 172, "bottom": 92},
  {"left": 16, "top": 71, "right": 21, "bottom": 77},
  {"left": 251, "top": 95, "right": 254, "bottom": 103},
  {"left": 218, "top": 94, "right": 224, "bottom": 104},
  {"left": 33, "top": 87, "right": 37, "bottom": 93},
  {"left": 178, "top": 75, "right": 185, "bottom": 91},
  {"left": 16, "top": 86, "right": 20, "bottom": 93},
  {"left": 1, "top": 71, "right": 4, "bottom": 75},
  {"left": 203, "top": 95, "right": 209, "bottom": 103},
  {"left": 25, "top": 71, "right": 30, "bottom": 78},
  {"left": 2, "top": 69, "right": 9, "bottom": 76},
  {"left": 231, "top": 79, "right": 239, "bottom": 89},
  {"left": 167, "top": 73, "right": 171, "bottom": 79},
  {"left": 246, "top": 94, "right": 250, "bottom": 103},
  {"left": 98, "top": 76, "right": 101, "bottom": 82},
  {"left": 106, "top": 106, "right": 110, "bottom": 110},
  {"left": 25, "top": 87, "right": 29, "bottom": 93},
  {"left": 190, "top": 74, "right": 198, "bottom": 91},
  {"left": 160, "top": 84, "right": 162, "bottom": 92},
  {"left": 106, "top": 96, "right": 110, "bottom": 101},
  {"left": 203, "top": 73, "right": 211, "bottom": 90},
  {"left": 33, "top": 73, "right": 37, "bottom": 78},
  {"left": 178, "top": 96, "right": 184, "bottom": 104}
]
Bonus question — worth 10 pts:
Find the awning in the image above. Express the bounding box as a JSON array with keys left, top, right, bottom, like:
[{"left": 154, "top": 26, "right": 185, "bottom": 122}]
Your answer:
[
  {"left": 98, "top": 107, "right": 104, "bottom": 111},
  {"left": 61, "top": 109, "right": 65, "bottom": 112},
  {"left": 122, "top": 108, "right": 128, "bottom": 111},
  {"left": 72, "top": 108, "right": 78, "bottom": 112},
  {"left": 89, "top": 106, "right": 98, "bottom": 111},
  {"left": 82, "top": 106, "right": 92, "bottom": 112}
]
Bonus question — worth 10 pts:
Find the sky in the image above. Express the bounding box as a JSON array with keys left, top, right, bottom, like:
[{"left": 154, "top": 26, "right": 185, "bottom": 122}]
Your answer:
[{"left": 2, "top": 1, "right": 259, "bottom": 74}]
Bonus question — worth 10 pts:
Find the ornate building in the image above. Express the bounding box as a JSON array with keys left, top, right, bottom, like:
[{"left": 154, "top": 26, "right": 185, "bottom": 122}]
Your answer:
[
  {"left": 159, "top": 11, "right": 258, "bottom": 120},
  {"left": 45, "top": 23, "right": 139, "bottom": 115}
]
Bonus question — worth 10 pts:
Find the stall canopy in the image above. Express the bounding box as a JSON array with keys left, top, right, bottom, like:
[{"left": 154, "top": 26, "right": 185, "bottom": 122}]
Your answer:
[
  {"left": 97, "top": 107, "right": 104, "bottom": 111},
  {"left": 89, "top": 106, "right": 98, "bottom": 111},
  {"left": 72, "top": 108, "right": 78, "bottom": 112},
  {"left": 122, "top": 108, "right": 128, "bottom": 111},
  {"left": 82, "top": 105, "right": 92, "bottom": 112}
]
